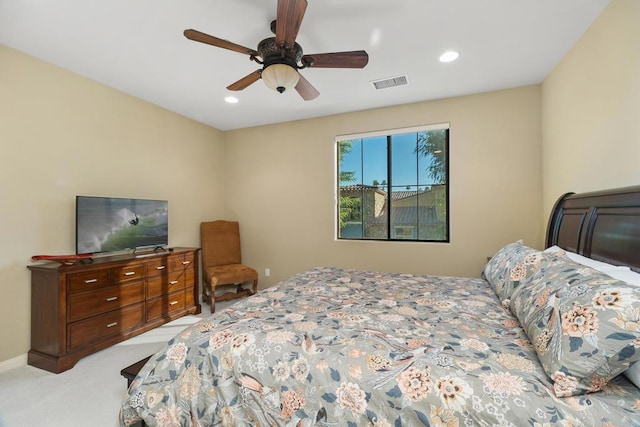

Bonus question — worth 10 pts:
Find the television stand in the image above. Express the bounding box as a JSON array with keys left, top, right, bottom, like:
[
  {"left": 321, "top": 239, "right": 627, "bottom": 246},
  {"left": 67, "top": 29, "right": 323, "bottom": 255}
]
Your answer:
[
  {"left": 28, "top": 247, "right": 200, "bottom": 373},
  {"left": 135, "top": 252, "right": 159, "bottom": 259},
  {"left": 133, "top": 245, "right": 167, "bottom": 256}
]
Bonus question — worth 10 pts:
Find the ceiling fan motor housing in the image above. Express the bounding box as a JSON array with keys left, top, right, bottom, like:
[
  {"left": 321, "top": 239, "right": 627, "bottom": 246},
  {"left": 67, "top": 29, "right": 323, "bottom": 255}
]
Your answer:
[
  {"left": 259, "top": 38, "right": 303, "bottom": 93},
  {"left": 259, "top": 38, "right": 303, "bottom": 66}
]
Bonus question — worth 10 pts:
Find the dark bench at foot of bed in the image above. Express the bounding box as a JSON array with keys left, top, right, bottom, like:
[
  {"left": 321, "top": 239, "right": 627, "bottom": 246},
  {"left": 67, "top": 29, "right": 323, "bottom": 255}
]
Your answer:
[{"left": 121, "top": 356, "right": 151, "bottom": 427}]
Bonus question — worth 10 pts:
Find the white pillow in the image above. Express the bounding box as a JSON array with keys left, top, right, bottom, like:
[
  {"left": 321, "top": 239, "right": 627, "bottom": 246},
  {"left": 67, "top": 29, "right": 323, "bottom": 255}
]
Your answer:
[
  {"left": 604, "top": 268, "right": 640, "bottom": 287},
  {"left": 544, "top": 246, "right": 631, "bottom": 273},
  {"left": 625, "top": 362, "right": 640, "bottom": 389}
]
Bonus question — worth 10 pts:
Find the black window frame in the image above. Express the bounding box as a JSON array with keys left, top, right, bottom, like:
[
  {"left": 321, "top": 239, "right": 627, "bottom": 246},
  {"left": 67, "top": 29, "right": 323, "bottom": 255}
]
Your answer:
[{"left": 336, "top": 125, "right": 450, "bottom": 243}]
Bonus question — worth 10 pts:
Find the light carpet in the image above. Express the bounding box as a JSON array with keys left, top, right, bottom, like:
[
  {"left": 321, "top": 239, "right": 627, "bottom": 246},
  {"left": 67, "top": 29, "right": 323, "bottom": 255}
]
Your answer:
[{"left": 0, "top": 309, "right": 220, "bottom": 427}]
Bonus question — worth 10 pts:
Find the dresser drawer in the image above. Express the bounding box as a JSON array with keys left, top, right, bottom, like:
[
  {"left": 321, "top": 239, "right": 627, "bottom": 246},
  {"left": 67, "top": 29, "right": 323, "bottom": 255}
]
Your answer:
[
  {"left": 146, "top": 269, "right": 194, "bottom": 299},
  {"left": 67, "top": 269, "right": 110, "bottom": 293},
  {"left": 67, "top": 281, "right": 144, "bottom": 322},
  {"left": 184, "top": 286, "right": 195, "bottom": 308},
  {"left": 111, "top": 264, "right": 145, "bottom": 283},
  {"left": 169, "top": 253, "right": 195, "bottom": 271},
  {"left": 145, "top": 257, "right": 170, "bottom": 277},
  {"left": 146, "top": 290, "right": 186, "bottom": 322},
  {"left": 68, "top": 303, "right": 144, "bottom": 351}
]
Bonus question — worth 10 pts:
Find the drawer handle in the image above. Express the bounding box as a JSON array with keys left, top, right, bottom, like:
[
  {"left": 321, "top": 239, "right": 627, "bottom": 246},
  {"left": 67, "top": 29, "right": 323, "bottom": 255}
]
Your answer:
[
  {"left": 84, "top": 279, "right": 98, "bottom": 284},
  {"left": 169, "top": 280, "right": 179, "bottom": 285},
  {"left": 106, "top": 322, "right": 118, "bottom": 328},
  {"left": 106, "top": 297, "right": 118, "bottom": 302},
  {"left": 156, "top": 266, "right": 166, "bottom": 270},
  {"left": 169, "top": 301, "right": 179, "bottom": 306},
  {"left": 182, "top": 261, "right": 190, "bottom": 265},
  {"left": 124, "top": 271, "right": 136, "bottom": 276}
]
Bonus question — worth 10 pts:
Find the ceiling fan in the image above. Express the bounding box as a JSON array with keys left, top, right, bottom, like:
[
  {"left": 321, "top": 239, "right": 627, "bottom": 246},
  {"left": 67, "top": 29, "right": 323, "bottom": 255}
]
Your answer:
[{"left": 183, "top": 0, "right": 369, "bottom": 100}]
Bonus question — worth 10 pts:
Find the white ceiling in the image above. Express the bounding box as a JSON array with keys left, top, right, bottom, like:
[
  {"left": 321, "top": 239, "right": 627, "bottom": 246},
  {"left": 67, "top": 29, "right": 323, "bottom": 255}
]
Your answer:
[{"left": 0, "top": 0, "right": 609, "bottom": 131}]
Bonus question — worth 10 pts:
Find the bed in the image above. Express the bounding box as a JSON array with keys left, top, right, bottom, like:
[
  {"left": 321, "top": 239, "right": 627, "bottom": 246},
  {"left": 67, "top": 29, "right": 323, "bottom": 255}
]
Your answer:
[{"left": 120, "top": 186, "right": 640, "bottom": 426}]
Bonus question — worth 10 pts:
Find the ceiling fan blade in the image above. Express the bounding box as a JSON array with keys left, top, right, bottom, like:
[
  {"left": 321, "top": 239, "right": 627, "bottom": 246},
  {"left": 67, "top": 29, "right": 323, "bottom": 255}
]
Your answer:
[
  {"left": 295, "top": 73, "right": 319, "bottom": 101},
  {"left": 301, "top": 50, "right": 369, "bottom": 68},
  {"left": 227, "top": 70, "right": 262, "bottom": 91},
  {"left": 184, "top": 29, "right": 258, "bottom": 56},
  {"left": 275, "top": 0, "right": 307, "bottom": 47}
]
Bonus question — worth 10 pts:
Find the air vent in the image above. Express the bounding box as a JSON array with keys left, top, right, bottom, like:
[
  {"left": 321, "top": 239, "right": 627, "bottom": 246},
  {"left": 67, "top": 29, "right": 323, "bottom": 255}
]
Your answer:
[{"left": 370, "top": 75, "right": 409, "bottom": 90}]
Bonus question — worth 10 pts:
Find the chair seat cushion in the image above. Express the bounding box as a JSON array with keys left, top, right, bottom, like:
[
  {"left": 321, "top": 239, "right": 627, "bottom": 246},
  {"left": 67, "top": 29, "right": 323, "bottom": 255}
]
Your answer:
[{"left": 205, "top": 264, "right": 258, "bottom": 287}]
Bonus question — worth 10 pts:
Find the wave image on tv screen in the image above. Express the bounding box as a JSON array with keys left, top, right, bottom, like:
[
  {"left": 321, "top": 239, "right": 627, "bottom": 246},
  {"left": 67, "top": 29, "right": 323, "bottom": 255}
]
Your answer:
[{"left": 76, "top": 197, "right": 168, "bottom": 254}]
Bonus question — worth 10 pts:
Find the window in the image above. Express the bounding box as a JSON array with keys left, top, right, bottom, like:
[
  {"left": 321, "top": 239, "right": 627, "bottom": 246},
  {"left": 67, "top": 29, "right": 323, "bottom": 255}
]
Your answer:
[{"left": 337, "top": 124, "right": 449, "bottom": 242}]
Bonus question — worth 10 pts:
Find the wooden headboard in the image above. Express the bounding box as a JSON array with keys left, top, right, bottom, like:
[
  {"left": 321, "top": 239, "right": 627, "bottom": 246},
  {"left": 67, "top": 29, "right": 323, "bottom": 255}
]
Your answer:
[{"left": 546, "top": 185, "right": 640, "bottom": 272}]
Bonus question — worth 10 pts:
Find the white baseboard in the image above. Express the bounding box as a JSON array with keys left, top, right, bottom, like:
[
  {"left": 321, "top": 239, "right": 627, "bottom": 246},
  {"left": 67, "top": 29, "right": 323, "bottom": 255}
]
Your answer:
[{"left": 0, "top": 354, "right": 27, "bottom": 373}]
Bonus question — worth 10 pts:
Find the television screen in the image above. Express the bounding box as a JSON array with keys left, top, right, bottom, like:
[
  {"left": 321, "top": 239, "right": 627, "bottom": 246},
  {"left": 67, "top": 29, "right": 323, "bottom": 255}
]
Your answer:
[{"left": 76, "top": 196, "right": 168, "bottom": 254}]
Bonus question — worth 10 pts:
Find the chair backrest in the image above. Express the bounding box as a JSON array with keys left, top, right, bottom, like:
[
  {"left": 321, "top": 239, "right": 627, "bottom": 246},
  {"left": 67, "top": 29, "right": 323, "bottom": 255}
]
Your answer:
[{"left": 200, "top": 220, "right": 242, "bottom": 268}]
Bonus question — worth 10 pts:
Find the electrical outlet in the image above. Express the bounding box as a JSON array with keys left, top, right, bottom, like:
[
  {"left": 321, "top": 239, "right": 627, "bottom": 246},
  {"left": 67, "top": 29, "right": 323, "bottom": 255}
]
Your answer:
[{"left": 265, "top": 268, "right": 270, "bottom": 277}]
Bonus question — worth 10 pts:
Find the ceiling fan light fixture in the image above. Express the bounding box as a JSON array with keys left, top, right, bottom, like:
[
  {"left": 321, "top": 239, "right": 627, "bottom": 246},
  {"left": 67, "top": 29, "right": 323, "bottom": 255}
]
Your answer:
[{"left": 262, "top": 63, "right": 300, "bottom": 93}]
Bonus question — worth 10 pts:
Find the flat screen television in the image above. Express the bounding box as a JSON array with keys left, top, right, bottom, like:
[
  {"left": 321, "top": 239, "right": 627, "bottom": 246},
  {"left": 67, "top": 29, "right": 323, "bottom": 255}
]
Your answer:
[{"left": 76, "top": 196, "right": 168, "bottom": 255}]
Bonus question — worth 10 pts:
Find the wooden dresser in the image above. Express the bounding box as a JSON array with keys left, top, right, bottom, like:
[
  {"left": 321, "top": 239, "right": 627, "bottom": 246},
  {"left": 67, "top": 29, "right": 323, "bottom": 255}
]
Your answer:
[{"left": 27, "top": 247, "right": 200, "bottom": 373}]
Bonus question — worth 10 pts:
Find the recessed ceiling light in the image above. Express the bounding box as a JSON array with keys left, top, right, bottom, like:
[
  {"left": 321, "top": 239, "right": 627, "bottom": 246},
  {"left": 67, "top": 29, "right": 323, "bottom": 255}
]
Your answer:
[
  {"left": 225, "top": 96, "right": 239, "bottom": 104},
  {"left": 439, "top": 51, "right": 459, "bottom": 63},
  {"left": 369, "top": 28, "right": 383, "bottom": 47}
]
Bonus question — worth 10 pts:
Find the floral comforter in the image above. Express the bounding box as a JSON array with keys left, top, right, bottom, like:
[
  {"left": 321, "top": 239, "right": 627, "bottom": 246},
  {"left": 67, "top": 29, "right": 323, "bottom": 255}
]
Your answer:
[{"left": 120, "top": 267, "right": 640, "bottom": 426}]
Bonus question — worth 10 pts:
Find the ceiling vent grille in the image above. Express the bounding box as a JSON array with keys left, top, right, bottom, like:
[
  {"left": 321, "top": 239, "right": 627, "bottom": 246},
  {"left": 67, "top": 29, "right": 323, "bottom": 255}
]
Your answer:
[{"left": 371, "top": 74, "right": 409, "bottom": 90}]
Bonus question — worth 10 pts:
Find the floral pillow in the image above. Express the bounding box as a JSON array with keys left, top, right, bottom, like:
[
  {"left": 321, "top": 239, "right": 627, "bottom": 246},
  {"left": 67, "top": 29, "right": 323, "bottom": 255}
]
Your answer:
[
  {"left": 482, "top": 241, "right": 546, "bottom": 302},
  {"left": 509, "top": 255, "right": 640, "bottom": 397}
]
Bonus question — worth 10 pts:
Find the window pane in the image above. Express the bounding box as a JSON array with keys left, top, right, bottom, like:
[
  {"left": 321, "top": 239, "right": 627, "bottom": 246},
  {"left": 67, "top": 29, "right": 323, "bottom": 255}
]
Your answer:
[
  {"left": 390, "top": 185, "right": 418, "bottom": 240},
  {"left": 339, "top": 139, "right": 362, "bottom": 185},
  {"left": 362, "top": 188, "right": 388, "bottom": 239},
  {"left": 338, "top": 140, "right": 363, "bottom": 239},
  {"left": 362, "top": 136, "right": 387, "bottom": 187},
  {"left": 417, "top": 184, "right": 447, "bottom": 240},
  {"left": 391, "top": 133, "right": 418, "bottom": 188},
  {"left": 338, "top": 187, "right": 363, "bottom": 238},
  {"left": 417, "top": 130, "right": 447, "bottom": 186},
  {"left": 361, "top": 137, "right": 388, "bottom": 239}
]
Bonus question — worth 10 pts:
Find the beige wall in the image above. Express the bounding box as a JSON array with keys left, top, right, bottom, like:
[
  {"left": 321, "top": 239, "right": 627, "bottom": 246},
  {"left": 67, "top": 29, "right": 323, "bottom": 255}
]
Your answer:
[
  {"left": 0, "top": 45, "right": 226, "bottom": 363},
  {"left": 224, "top": 85, "right": 543, "bottom": 287},
  {"left": 541, "top": 0, "right": 640, "bottom": 216}
]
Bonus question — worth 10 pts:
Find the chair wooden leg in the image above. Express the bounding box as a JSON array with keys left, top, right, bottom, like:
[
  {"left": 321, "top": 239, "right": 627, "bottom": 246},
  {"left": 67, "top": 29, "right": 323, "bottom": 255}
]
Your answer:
[
  {"left": 203, "top": 280, "right": 216, "bottom": 313},
  {"left": 206, "top": 280, "right": 257, "bottom": 313}
]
